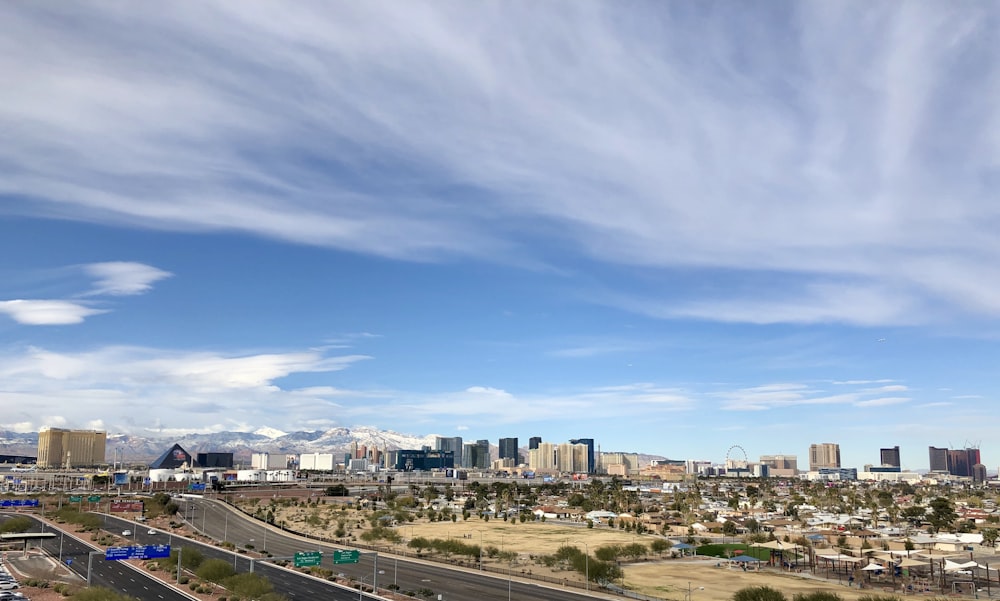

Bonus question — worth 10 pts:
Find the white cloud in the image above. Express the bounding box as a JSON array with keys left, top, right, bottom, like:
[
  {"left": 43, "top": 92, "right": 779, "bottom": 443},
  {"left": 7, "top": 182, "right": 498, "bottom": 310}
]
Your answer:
[
  {"left": 854, "top": 396, "right": 910, "bottom": 407},
  {"left": 0, "top": 4, "right": 996, "bottom": 325},
  {"left": 719, "top": 381, "right": 917, "bottom": 411},
  {"left": 83, "top": 261, "right": 173, "bottom": 296},
  {"left": 0, "top": 344, "right": 371, "bottom": 432},
  {"left": 0, "top": 299, "right": 106, "bottom": 325}
]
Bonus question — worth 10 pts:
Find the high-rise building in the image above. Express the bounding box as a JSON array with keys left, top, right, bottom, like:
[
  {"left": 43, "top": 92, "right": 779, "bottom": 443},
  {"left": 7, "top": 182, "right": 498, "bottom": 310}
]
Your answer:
[
  {"left": 808, "top": 443, "right": 841, "bottom": 471},
  {"left": 569, "top": 438, "right": 595, "bottom": 473},
  {"left": 973, "top": 464, "right": 988, "bottom": 484},
  {"left": 529, "top": 436, "right": 542, "bottom": 450},
  {"left": 197, "top": 452, "right": 234, "bottom": 469},
  {"left": 928, "top": 446, "right": 949, "bottom": 472},
  {"left": 760, "top": 455, "right": 798, "bottom": 476},
  {"left": 435, "top": 436, "right": 463, "bottom": 456},
  {"left": 880, "top": 446, "right": 901, "bottom": 468},
  {"left": 460, "top": 443, "right": 473, "bottom": 469},
  {"left": 498, "top": 437, "right": 519, "bottom": 463},
  {"left": 602, "top": 452, "right": 640, "bottom": 476},
  {"left": 528, "top": 442, "right": 557, "bottom": 471},
  {"left": 946, "top": 448, "right": 980, "bottom": 477},
  {"left": 37, "top": 428, "right": 107, "bottom": 468},
  {"left": 475, "top": 439, "right": 490, "bottom": 469},
  {"left": 948, "top": 449, "right": 971, "bottom": 477}
]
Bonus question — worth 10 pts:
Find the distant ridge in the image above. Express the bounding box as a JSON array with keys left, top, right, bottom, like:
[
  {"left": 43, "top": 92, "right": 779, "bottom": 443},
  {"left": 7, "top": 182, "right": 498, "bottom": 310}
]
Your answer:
[
  {"left": 0, "top": 427, "right": 436, "bottom": 464},
  {"left": 0, "top": 427, "right": 664, "bottom": 466}
]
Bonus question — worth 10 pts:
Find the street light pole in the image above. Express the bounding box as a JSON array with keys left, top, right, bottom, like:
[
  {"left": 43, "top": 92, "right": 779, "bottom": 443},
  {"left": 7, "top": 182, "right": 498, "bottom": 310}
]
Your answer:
[{"left": 479, "top": 530, "right": 483, "bottom": 571}]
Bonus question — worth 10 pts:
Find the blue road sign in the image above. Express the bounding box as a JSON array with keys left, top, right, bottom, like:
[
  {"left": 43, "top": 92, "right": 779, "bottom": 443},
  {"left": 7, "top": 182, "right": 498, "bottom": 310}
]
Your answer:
[
  {"left": 66, "top": 559, "right": 73, "bottom": 565},
  {"left": 105, "top": 545, "right": 171, "bottom": 561},
  {"left": 0, "top": 499, "right": 39, "bottom": 507}
]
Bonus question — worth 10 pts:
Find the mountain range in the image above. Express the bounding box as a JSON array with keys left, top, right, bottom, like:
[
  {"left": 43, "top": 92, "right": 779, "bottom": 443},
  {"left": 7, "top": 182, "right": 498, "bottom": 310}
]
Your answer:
[
  {"left": 0, "top": 427, "right": 665, "bottom": 467},
  {"left": 0, "top": 426, "right": 436, "bottom": 465}
]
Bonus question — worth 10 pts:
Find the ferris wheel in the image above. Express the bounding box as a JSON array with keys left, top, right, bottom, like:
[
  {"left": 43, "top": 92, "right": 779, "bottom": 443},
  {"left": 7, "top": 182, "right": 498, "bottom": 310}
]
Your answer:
[{"left": 725, "top": 444, "right": 749, "bottom": 468}]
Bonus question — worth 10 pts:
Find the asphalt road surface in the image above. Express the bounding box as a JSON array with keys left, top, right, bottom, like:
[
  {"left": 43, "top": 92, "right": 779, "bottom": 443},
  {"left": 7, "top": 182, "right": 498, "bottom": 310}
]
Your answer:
[
  {"left": 129, "top": 498, "right": 606, "bottom": 601},
  {"left": 12, "top": 515, "right": 194, "bottom": 601}
]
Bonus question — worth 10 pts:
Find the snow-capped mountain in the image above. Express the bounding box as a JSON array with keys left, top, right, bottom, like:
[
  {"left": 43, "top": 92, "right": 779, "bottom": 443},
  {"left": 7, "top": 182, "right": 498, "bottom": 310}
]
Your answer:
[
  {"left": 253, "top": 426, "right": 288, "bottom": 439},
  {"left": 0, "top": 427, "right": 436, "bottom": 464}
]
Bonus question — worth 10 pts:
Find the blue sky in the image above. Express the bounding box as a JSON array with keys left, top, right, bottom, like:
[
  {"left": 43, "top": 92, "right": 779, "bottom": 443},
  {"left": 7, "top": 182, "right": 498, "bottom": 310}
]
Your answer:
[{"left": 1, "top": 3, "right": 998, "bottom": 470}]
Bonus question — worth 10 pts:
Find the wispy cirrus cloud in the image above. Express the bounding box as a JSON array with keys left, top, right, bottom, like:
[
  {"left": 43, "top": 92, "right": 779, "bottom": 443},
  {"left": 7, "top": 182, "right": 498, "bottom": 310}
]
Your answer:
[
  {"left": 0, "top": 299, "right": 106, "bottom": 325},
  {"left": 0, "top": 4, "right": 997, "bottom": 326},
  {"left": 82, "top": 261, "right": 173, "bottom": 296},
  {"left": 0, "top": 261, "right": 171, "bottom": 326},
  {"left": 855, "top": 396, "right": 910, "bottom": 407},
  {"left": 718, "top": 381, "right": 912, "bottom": 411}
]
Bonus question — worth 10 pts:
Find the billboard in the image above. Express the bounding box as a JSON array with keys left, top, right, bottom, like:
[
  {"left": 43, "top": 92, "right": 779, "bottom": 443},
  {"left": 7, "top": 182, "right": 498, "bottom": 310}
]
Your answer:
[
  {"left": 110, "top": 500, "right": 144, "bottom": 513},
  {"left": 114, "top": 472, "right": 129, "bottom": 486}
]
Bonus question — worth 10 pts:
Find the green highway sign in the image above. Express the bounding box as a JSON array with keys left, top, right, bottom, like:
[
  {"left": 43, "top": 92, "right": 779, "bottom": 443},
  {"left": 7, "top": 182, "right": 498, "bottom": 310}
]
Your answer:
[
  {"left": 69, "top": 496, "right": 82, "bottom": 503},
  {"left": 294, "top": 551, "right": 323, "bottom": 568},
  {"left": 88, "top": 495, "right": 102, "bottom": 502},
  {"left": 332, "top": 549, "right": 360, "bottom": 564}
]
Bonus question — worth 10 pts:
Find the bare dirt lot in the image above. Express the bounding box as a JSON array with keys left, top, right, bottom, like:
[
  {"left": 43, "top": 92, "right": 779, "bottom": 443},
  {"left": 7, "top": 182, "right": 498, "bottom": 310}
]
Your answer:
[{"left": 265, "top": 502, "right": 879, "bottom": 601}]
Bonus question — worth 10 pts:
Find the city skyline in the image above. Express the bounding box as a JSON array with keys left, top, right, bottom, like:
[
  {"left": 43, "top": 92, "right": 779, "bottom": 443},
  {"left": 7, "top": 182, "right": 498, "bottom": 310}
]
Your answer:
[{"left": 2, "top": 4, "right": 999, "bottom": 471}]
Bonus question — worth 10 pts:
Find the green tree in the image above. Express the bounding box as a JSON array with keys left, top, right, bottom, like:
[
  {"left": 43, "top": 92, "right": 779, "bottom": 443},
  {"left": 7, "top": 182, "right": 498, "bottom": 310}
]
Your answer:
[
  {"left": 901, "top": 506, "right": 925, "bottom": 526},
  {"left": 325, "top": 484, "right": 349, "bottom": 496},
  {"left": 622, "top": 542, "right": 647, "bottom": 561},
  {"left": 733, "top": 586, "right": 787, "bottom": 601},
  {"left": 980, "top": 527, "right": 998, "bottom": 547},
  {"left": 928, "top": 497, "right": 957, "bottom": 533},
  {"left": 595, "top": 544, "right": 622, "bottom": 561},
  {"left": 650, "top": 539, "right": 672, "bottom": 556}
]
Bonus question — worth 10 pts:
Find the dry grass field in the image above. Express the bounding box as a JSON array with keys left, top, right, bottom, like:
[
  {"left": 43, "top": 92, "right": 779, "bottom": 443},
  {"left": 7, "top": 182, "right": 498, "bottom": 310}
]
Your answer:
[{"left": 265, "top": 502, "right": 878, "bottom": 601}]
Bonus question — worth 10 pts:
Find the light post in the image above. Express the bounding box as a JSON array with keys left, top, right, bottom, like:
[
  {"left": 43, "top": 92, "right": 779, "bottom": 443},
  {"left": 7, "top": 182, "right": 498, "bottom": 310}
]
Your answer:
[
  {"left": 479, "top": 530, "right": 484, "bottom": 571},
  {"left": 86, "top": 550, "right": 103, "bottom": 586},
  {"left": 585, "top": 542, "right": 590, "bottom": 592},
  {"left": 508, "top": 557, "right": 513, "bottom": 601},
  {"left": 358, "top": 574, "right": 373, "bottom": 601},
  {"left": 686, "top": 581, "right": 704, "bottom": 601}
]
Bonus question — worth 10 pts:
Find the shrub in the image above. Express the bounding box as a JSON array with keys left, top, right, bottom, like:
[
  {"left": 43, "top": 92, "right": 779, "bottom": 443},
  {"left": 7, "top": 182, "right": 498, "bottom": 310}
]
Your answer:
[
  {"left": 733, "top": 586, "right": 788, "bottom": 601},
  {"left": 793, "top": 594, "right": 843, "bottom": 601}
]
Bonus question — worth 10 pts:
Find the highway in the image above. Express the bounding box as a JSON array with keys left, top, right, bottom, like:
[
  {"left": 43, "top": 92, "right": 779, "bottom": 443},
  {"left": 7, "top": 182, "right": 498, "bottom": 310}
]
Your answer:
[
  {"left": 120, "top": 498, "right": 606, "bottom": 601},
  {"left": 12, "top": 516, "right": 194, "bottom": 601}
]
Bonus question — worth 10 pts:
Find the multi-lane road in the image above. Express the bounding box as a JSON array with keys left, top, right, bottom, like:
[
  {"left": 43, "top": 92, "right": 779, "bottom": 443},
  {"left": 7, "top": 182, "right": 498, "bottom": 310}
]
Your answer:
[
  {"left": 10, "top": 516, "right": 194, "bottom": 601},
  {"left": 9, "top": 502, "right": 607, "bottom": 601},
  {"left": 146, "top": 497, "right": 605, "bottom": 601}
]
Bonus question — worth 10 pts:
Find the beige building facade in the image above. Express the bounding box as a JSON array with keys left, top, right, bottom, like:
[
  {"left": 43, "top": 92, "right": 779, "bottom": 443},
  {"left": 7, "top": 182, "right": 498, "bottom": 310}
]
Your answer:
[{"left": 37, "top": 428, "right": 107, "bottom": 468}]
